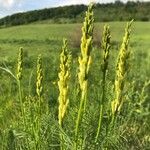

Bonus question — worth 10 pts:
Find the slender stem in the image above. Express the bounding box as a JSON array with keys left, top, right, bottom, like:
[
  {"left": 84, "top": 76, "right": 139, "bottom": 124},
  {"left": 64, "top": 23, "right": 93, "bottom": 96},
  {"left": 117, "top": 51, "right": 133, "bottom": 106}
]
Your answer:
[
  {"left": 95, "top": 71, "right": 106, "bottom": 141},
  {"left": 59, "top": 127, "right": 64, "bottom": 150},
  {"left": 37, "top": 96, "right": 41, "bottom": 149},
  {"left": 107, "top": 112, "right": 117, "bottom": 136},
  {"left": 95, "top": 104, "right": 103, "bottom": 141},
  {"left": 83, "top": 87, "right": 87, "bottom": 114},
  {"left": 18, "top": 80, "right": 26, "bottom": 129},
  {"left": 59, "top": 118, "right": 63, "bottom": 150},
  {"left": 33, "top": 96, "right": 42, "bottom": 150},
  {"left": 74, "top": 95, "right": 85, "bottom": 150}
]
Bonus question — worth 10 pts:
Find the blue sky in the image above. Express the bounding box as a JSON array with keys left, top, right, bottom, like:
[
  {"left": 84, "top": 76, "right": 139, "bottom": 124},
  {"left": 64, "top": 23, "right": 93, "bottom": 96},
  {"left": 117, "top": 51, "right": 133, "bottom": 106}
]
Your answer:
[{"left": 0, "top": 0, "right": 149, "bottom": 18}]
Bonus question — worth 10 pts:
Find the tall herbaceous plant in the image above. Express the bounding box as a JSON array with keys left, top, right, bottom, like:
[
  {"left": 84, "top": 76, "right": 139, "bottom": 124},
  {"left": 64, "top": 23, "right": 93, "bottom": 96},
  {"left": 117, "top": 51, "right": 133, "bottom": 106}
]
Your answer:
[
  {"left": 58, "top": 39, "right": 71, "bottom": 149},
  {"left": 96, "top": 25, "right": 111, "bottom": 141},
  {"left": 34, "top": 54, "right": 43, "bottom": 149},
  {"left": 75, "top": 4, "right": 94, "bottom": 148},
  {"left": 111, "top": 20, "right": 133, "bottom": 122},
  {"left": 16, "top": 47, "right": 26, "bottom": 128}
]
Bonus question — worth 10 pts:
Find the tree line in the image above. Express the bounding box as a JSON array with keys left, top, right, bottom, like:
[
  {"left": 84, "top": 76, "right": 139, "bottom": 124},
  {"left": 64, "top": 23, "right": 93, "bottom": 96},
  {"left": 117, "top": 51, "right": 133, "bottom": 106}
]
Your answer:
[{"left": 0, "top": 1, "right": 149, "bottom": 27}]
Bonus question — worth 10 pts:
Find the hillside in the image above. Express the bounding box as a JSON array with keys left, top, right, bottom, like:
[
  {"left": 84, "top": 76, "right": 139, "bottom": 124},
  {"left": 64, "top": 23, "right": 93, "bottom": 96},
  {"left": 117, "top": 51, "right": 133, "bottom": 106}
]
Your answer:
[{"left": 0, "top": 1, "right": 150, "bottom": 27}]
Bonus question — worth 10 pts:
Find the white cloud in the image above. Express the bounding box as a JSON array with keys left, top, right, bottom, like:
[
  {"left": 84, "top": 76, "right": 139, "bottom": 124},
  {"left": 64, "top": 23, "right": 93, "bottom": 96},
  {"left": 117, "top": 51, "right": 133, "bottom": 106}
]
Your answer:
[
  {"left": 0, "top": 0, "right": 15, "bottom": 8},
  {"left": 0, "top": 0, "right": 22, "bottom": 9}
]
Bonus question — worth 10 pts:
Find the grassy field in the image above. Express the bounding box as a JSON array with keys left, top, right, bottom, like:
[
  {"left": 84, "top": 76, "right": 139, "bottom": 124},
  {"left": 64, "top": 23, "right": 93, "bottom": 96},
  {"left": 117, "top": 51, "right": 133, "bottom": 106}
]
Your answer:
[
  {"left": 0, "top": 20, "right": 150, "bottom": 149},
  {"left": 0, "top": 22, "right": 149, "bottom": 57}
]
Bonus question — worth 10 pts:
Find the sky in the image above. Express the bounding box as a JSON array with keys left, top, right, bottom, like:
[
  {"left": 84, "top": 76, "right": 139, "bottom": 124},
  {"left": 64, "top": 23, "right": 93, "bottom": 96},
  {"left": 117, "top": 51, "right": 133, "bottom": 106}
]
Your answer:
[{"left": 0, "top": 0, "right": 149, "bottom": 18}]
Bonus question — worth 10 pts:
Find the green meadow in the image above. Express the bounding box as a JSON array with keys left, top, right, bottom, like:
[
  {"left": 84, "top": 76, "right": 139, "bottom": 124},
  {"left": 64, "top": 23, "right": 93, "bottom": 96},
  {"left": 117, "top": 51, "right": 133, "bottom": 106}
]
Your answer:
[
  {"left": 0, "top": 19, "right": 150, "bottom": 149},
  {"left": 0, "top": 22, "right": 149, "bottom": 57}
]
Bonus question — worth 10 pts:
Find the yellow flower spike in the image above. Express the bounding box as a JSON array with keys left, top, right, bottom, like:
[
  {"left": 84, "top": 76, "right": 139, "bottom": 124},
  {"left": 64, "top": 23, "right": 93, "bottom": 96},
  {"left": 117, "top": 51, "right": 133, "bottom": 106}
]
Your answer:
[
  {"left": 75, "top": 4, "right": 94, "bottom": 146},
  {"left": 111, "top": 20, "right": 133, "bottom": 115},
  {"left": 17, "top": 47, "right": 23, "bottom": 81},
  {"left": 36, "top": 54, "right": 43, "bottom": 97},
  {"left": 95, "top": 24, "right": 111, "bottom": 141},
  {"left": 58, "top": 39, "right": 71, "bottom": 127}
]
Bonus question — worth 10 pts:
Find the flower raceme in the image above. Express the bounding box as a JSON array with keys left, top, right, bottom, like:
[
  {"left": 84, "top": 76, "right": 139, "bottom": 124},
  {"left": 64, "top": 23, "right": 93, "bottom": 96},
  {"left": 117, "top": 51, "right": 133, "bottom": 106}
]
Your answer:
[
  {"left": 58, "top": 39, "right": 71, "bottom": 126},
  {"left": 111, "top": 20, "right": 133, "bottom": 115}
]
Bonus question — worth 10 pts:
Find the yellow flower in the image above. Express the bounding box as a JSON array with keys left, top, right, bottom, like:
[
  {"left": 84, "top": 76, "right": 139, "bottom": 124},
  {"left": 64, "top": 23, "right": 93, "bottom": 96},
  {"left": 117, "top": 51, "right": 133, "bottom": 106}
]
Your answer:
[
  {"left": 58, "top": 39, "right": 71, "bottom": 126},
  {"left": 111, "top": 20, "right": 133, "bottom": 115}
]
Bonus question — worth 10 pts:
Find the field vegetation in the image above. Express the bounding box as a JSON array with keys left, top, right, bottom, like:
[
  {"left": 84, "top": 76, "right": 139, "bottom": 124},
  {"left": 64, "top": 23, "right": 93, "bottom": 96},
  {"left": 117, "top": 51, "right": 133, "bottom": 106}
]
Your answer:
[{"left": 0, "top": 4, "right": 150, "bottom": 150}]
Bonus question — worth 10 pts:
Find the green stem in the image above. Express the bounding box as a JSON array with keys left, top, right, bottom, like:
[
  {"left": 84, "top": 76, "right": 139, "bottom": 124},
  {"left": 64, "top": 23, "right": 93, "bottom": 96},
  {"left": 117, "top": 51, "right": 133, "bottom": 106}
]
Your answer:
[
  {"left": 74, "top": 95, "right": 85, "bottom": 150},
  {"left": 37, "top": 96, "right": 41, "bottom": 149},
  {"left": 59, "top": 119, "right": 64, "bottom": 150},
  {"left": 18, "top": 80, "right": 26, "bottom": 129},
  {"left": 59, "top": 130, "right": 64, "bottom": 150},
  {"left": 83, "top": 89, "right": 87, "bottom": 114},
  {"left": 95, "top": 71, "right": 106, "bottom": 141},
  {"left": 95, "top": 104, "right": 103, "bottom": 141},
  {"left": 33, "top": 96, "right": 42, "bottom": 150},
  {"left": 107, "top": 112, "right": 117, "bottom": 136}
]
